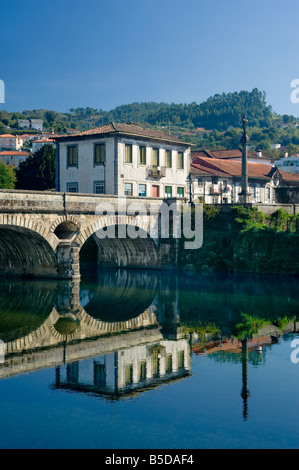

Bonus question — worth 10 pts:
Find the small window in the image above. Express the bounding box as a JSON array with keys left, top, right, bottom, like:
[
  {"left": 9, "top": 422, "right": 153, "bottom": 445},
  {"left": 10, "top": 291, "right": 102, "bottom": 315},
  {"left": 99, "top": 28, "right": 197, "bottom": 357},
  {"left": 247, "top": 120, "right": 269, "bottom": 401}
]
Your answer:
[
  {"left": 138, "top": 146, "right": 146, "bottom": 165},
  {"left": 166, "top": 354, "right": 173, "bottom": 373},
  {"left": 67, "top": 145, "right": 78, "bottom": 167},
  {"left": 166, "top": 150, "right": 172, "bottom": 168},
  {"left": 266, "top": 187, "right": 271, "bottom": 199},
  {"left": 177, "top": 350, "right": 185, "bottom": 370},
  {"left": 125, "top": 364, "right": 133, "bottom": 386},
  {"left": 94, "top": 143, "right": 105, "bottom": 165},
  {"left": 177, "top": 187, "right": 184, "bottom": 198},
  {"left": 165, "top": 186, "right": 172, "bottom": 197},
  {"left": 67, "top": 182, "right": 78, "bottom": 193},
  {"left": 139, "top": 183, "right": 146, "bottom": 197},
  {"left": 94, "top": 181, "right": 105, "bottom": 194},
  {"left": 197, "top": 178, "right": 203, "bottom": 186},
  {"left": 139, "top": 361, "right": 147, "bottom": 381},
  {"left": 152, "top": 148, "right": 159, "bottom": 167},
  {"left": 125, "top": 144, "right": 132, "bottom": 164},
  {"left": 177, "top": 151, "right": 184, "bottom": 170},
  {"left": 125, "top": 182, "right": 133, "bottom": 196}
]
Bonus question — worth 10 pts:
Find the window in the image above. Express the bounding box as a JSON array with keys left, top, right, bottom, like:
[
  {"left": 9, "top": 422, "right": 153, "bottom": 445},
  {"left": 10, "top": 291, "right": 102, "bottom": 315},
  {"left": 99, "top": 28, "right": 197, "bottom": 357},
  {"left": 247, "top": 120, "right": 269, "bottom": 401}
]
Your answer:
[
  {"left": 94, "top": 362, "right": 106, "bottom": 386},
  {"left": 166, "top": 150, "right": 172, "bottom": 168},
  {"left": 266, "top": 187, "right": 271, "bottom": 200},
  {"left": 138, "top": 184, "right": 146, "bottom": 197},
  {"left": 139, "top": 361, "right": 147, "bottom": 381},
  {"left": 166, "top": 354, "right": 173, "bottom": 373},
  {"left": 152, "top": 148, "right": 159, "bottom": 167},
  {"left": 94, "top": 143, "right": 105, "bottom": 165},
  {"left": 125, "top": 182, "right": 133, "bottom": 196},
  {"left": 67, "top": 145, "right": 78, "bottom": 167},
  {"left": 151, "top": 185, "right": 160, "bottom": 197},
  {"left": 67, "top": 182, "right": 78, "bottom": 193},
  {"left": 197, "top": 178, "right": 203, "bottom": 186},
  {"left": 177, "top": 151, "right": 184, "bottom": 169},
  {"left": 94, "top": 181, "right": 105, "bottom": 194},
  {"left": 125, "top": 365, "right": 133, "bottom": 386},
  {"left": 138, "top": 146, "right": 146, "bottom": 165},
  {"left": 125, "top": 144, "right": 132, "bottom": 163},
  {"left": 165, "top": 186, "right": 172, "bottom": 197},
  {"left": 177, "top": 350, "right": 185, "bottom": 370},
  {"left": 177, "top": 187, "right": 184, "bottom": 198}
]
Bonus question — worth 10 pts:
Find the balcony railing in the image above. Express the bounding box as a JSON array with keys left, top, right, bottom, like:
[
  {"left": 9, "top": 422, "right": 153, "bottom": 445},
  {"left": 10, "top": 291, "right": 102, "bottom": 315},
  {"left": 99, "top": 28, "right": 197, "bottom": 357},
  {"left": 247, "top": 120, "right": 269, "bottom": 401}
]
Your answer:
[{"left": 148, "top": 166, "right": 166, "bottom": 178}]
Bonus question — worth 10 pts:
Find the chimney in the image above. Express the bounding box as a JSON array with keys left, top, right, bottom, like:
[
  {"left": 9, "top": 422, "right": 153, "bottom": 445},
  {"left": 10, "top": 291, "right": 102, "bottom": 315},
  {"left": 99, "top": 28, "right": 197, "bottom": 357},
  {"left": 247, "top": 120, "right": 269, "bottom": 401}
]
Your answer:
[{"left": 257, "top": 149, "right": 262, "bottom": 157}]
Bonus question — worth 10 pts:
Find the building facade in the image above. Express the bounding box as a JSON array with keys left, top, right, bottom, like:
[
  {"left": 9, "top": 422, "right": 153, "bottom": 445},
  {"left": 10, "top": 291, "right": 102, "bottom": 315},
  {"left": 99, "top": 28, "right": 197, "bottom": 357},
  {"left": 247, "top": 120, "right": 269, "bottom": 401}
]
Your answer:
[
  {"left": 190, "top": 155, "right": 299, "bottom": 204},
  {"left": 0, "top": 134, "right": 23, "bottom": 150},
  {"left": 0, "top": 150, "right": 30, "bottom": 166},
  {"left": 274, "top": 154, "right": 299, "bottom": 174},
  {"left": 55, "top": 122, "right": 191, "bottom": 198},
  {"left": 32, "top": 138, "right": 56, "bottom": 154}
]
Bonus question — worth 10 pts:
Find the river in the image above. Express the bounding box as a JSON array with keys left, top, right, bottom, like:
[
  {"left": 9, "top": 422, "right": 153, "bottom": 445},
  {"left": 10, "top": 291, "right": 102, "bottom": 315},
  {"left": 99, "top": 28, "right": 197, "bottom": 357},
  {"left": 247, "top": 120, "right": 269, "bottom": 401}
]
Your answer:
[{"left": 0, "top": 267, "right": 298, "bottom": 449}]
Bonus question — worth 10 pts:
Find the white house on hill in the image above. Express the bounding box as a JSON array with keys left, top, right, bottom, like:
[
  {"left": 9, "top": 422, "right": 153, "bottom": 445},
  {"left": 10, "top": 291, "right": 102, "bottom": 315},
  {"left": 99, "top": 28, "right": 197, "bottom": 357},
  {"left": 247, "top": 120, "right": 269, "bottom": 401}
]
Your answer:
[{"left": 55, "top": 122, "right": 191, "bottom": 198}]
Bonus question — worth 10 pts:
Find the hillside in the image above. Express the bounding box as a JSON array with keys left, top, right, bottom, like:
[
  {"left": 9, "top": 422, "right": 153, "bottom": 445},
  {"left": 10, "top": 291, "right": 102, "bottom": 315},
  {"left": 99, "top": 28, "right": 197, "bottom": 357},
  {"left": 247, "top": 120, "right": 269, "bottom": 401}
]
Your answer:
[{"left": 1, "top": 88, "right": 299, "bottom": 156}]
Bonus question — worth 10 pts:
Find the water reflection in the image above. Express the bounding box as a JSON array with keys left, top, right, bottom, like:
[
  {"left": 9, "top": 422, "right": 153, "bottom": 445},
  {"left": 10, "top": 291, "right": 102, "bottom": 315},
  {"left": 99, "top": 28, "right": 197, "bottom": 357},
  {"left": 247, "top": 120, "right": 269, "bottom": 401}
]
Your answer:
[{"left": 0, "top": 269, "right": 298, "bottom": 410}]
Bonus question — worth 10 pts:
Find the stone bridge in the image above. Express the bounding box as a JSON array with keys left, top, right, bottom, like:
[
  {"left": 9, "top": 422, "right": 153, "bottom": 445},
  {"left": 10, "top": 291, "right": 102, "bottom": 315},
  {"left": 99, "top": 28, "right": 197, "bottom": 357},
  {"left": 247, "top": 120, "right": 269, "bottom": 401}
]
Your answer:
[{"left": 0, "top": 189, "right": 185, "bottom": 279}]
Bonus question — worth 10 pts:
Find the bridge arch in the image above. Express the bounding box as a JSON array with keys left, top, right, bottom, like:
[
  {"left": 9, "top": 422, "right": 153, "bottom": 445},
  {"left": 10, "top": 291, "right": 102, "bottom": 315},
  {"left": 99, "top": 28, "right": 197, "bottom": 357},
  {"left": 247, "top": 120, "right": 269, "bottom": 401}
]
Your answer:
[
  {"left": 50, "top": 215, "right": 81, "bottom": 241},
  {"left": 0, "top": 224, "right": 58, "bottom": 278},
  {"left": 78, "top": 218, "right": 159, "bottom": 269}
]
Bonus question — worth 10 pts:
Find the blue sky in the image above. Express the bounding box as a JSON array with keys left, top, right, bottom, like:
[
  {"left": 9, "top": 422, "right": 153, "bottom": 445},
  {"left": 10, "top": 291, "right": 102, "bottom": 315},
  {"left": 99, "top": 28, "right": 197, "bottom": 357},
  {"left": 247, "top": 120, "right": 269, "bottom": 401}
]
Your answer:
[{"left": 1, "top": 0, "right": 299, "bottom": 116}]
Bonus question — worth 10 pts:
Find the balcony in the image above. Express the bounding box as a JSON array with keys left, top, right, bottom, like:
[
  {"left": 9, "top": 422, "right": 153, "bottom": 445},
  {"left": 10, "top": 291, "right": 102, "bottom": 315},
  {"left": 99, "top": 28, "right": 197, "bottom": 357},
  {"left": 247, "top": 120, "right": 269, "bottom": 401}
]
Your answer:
[{"left": 148, "top": 165, "right": 166, "bottom": 179}]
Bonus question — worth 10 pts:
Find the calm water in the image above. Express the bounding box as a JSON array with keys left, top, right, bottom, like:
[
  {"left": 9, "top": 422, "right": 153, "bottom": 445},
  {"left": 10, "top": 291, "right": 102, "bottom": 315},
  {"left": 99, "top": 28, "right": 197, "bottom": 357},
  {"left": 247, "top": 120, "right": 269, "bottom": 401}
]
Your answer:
[{"left": 0, "top": 268, "right": 298, "bottom": 449}]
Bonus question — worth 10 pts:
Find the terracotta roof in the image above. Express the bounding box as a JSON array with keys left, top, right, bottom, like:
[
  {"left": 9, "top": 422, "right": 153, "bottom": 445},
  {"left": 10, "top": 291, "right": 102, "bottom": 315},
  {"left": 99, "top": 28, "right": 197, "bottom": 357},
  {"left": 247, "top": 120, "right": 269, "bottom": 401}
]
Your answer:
[
  {"left": 277, "top": 169, "right": 299, "bottom": 185},
  {"left": 0, "top": 151, "right": 30, "bottom": 156},
  {"left": 55, "top": 122, "right": 190, "bottom": 145},
  {"left": 192, "top": 157, "right": 273, "bottom": 180},
  {"left": 191, "top": 148, "right": 274, "bottom": 161},
  {"left": 33, "top": 139, "right": 55, "bottom": 143},
  {"left": 0, "top": 134, "right": 17, "bottom": 138},
  {"left": 191, "top": 156, "right": 299, "bottom": 186},
  {"left": 190, "top": 162, "right": 228, "bottom": 177}
]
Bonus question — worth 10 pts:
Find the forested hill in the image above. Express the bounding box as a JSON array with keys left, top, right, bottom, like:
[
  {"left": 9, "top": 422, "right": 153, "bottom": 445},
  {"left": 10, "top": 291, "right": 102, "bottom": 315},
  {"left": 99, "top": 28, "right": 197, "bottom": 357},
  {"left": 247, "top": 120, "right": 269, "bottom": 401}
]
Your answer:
[
  {"left": 70, "top": 88, "right": 275, "bottom": 131},
  {"left": 1, "top": 88, "right": 299, "bottom": 156},
  {"left": 0, "top": 88, "right": 284, "bottom": 133}
]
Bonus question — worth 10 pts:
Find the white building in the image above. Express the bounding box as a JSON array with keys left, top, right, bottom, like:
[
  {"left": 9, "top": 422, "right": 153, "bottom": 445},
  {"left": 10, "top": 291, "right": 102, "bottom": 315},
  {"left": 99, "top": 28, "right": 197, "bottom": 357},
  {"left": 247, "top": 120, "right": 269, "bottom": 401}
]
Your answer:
[
  {"left": 55, "top": 122, "right": 191, "bottom": 197},
  {"left": 0, "top": 134, "right": 23, "bottom": 150},
  {"left": 0, "top": 150, "right": 31, "bottom": 166},
  {"left": 18, "top": 119, "right": 43, "bottom": 131},
  {"left": 32, "top": 138, "right": 56, "bottom": 154},
  {"left": 190, "top": 154, "right": 299, "bottom": 204},
  {"left": 274, "top": 154, "right": 299, "bottom": 174}
]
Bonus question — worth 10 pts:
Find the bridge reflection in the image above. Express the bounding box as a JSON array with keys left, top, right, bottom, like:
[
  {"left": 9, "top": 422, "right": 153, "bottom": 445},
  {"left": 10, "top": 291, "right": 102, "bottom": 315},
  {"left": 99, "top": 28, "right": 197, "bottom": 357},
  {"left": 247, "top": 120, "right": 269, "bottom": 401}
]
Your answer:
[
  {"left": 0, "top": 270, "right": 298, "bottom": 406},
  {"left": 0, "top": 270, "right": 192, "bottom": 397}
]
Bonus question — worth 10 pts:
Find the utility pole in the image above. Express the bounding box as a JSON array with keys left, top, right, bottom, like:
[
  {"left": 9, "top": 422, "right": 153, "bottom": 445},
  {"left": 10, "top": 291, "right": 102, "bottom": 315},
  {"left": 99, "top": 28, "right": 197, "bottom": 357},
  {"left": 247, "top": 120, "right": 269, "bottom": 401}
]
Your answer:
[{"left": 239, "top": 116, "right": 251, "bottom": 203}]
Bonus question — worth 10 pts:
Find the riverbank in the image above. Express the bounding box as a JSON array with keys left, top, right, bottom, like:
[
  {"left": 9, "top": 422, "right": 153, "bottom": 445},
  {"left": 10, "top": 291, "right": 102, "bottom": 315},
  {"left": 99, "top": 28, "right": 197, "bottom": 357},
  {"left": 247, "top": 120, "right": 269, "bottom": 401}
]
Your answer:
[{"left": 179, "top": 205, "right": 299, "bottom": 275}]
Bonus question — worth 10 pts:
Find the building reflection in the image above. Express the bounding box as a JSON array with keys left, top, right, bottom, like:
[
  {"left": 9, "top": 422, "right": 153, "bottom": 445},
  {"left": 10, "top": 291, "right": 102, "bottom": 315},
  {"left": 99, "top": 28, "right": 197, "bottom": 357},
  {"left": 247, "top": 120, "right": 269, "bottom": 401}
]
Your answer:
[
  {"left": 0, "top": 269, "right": 192, "bottom": 397},
  {"left": 53, "top": 332, "right": 191, "bottom": 400},
  {"left": 0, "top": 269, "right": 298, "bottom": 410}
]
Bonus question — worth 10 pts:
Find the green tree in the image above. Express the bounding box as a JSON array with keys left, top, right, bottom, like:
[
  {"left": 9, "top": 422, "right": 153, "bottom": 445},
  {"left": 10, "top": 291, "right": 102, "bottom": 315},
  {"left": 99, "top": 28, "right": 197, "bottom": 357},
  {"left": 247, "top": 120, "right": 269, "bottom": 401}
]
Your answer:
[
  {"left": 0, "top": 162, "right": 16, "bottom": 189},
  {"left": 15, "top": 144, "right": 55, "bottom": 190}
]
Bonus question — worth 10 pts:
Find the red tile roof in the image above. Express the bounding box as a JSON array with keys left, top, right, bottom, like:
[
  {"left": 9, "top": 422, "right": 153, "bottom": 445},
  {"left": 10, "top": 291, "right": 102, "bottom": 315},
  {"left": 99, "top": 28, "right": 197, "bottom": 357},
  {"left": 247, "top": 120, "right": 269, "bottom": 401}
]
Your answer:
[
  {"left": 191, "top": 156, "right": 299, "bottom": 185},
  {"left": 55, "top": 122, "right": 190, "bottom": 145},
  {"left": 0, "top": 151, "right": 30, "bottom": 156},
  {"left": 191, "top": 148, "right": 274, "bottom": 162}
]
